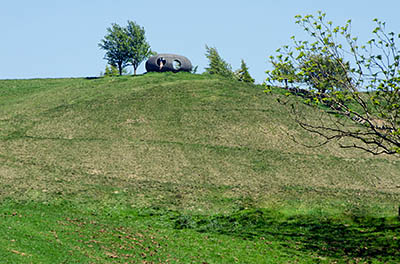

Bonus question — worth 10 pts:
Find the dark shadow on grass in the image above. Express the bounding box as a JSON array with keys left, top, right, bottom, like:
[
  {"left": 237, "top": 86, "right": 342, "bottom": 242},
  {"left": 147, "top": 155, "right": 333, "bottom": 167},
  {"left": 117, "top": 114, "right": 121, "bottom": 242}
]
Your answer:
[
  {"left": 173, "top": 208, "right": 400, "bottom": 261},
  {"left": 1, "top": 130, "right": 107, "bottom": 142}
]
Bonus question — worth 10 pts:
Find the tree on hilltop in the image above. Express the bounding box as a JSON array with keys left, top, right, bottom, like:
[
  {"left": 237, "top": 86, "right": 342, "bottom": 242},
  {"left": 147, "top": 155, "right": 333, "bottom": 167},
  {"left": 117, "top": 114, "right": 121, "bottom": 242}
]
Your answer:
[
  {"left": 99, "top": 23, "right": 131, "bottom": 75},
  {"left": 99, "top": 21, "right": 152, "bottom": 76},
  {"left": 298, "top": 54, "right": 351, "bottom": 93},
  {"left": 266, "top": 12, "right": 400, "bottom": 155},
  {"left": 235, "top": 59, "right": 255, "bottom": 83},
  {"left": 204, "top": 45, "right": 234, "bottom": 78},
  {"left": 125, "top": 21, "right": 153, "bottom": 75},
  {"left": 268, "top": 61, "right": 296, "bottom": 89}
]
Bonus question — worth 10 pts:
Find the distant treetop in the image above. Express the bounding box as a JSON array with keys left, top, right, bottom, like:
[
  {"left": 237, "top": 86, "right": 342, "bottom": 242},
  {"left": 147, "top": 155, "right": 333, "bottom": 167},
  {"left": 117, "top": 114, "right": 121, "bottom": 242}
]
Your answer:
[{"left": 99, "top": 21, "right": 152, "bottom": 76}]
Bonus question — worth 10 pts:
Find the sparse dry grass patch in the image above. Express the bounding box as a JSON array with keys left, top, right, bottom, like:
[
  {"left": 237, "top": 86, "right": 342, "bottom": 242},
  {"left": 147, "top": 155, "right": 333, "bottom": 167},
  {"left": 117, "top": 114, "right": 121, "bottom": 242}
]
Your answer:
[{"left": 0, "top": 73, "right": 399, "bottom": 216}]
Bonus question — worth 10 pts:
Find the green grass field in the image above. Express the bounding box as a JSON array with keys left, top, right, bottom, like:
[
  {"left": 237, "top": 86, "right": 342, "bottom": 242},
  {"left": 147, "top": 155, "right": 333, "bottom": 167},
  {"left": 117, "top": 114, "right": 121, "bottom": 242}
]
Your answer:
[{"left": 0, "top": 72, "right": 399, "bottom": 263}]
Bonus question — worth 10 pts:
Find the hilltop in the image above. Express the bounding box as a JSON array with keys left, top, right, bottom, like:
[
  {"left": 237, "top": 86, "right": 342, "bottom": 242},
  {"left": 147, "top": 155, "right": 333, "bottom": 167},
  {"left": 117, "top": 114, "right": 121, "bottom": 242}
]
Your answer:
[{"left": 1, "top": 73, "right": 400, "bottom": 263}]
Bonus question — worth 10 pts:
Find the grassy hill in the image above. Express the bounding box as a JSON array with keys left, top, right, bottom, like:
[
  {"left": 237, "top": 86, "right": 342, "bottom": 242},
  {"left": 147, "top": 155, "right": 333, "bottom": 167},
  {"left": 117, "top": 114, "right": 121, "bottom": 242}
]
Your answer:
[{"left": 1, "top": 72, "right": 399, "bottom": 262}]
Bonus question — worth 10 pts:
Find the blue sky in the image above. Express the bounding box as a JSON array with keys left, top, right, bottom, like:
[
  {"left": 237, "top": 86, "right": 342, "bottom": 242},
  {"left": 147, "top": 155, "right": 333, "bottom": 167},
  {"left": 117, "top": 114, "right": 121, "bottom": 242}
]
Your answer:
[{"left": 1, "top": 0, "right": 399, "bottom": 83}]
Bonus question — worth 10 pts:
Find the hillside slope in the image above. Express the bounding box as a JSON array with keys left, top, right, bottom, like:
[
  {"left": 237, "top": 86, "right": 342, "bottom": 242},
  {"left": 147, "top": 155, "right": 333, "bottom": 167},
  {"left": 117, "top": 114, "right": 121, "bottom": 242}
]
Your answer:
[{"left": 0, "top": 72, "right": 399, "bottom": 215}]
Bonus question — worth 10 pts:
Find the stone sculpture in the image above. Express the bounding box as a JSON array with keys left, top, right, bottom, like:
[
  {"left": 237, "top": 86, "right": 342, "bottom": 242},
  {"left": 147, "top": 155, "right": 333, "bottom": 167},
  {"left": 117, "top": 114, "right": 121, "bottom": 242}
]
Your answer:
[{"left": 145, "top": 54, "right": 192, "bottom": 73}]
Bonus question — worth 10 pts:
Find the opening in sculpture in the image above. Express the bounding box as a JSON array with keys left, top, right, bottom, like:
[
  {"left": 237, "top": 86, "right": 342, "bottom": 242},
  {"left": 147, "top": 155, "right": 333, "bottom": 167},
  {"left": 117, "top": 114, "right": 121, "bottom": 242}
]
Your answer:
[
  {"left": 157, "top": 57, "right": 167, "bottom": 70},
  {"left": 172, "top": 60, "right": 181, "bottom": 70},
  {"left": 146, "top": 54, "right": 192, "bottom": 73}
]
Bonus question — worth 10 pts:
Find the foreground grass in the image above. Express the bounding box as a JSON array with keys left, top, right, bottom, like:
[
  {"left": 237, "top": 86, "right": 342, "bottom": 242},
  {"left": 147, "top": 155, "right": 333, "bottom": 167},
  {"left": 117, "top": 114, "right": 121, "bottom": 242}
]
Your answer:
[{"left": 1, "top": 201, "right": 399, "bottom": 263}]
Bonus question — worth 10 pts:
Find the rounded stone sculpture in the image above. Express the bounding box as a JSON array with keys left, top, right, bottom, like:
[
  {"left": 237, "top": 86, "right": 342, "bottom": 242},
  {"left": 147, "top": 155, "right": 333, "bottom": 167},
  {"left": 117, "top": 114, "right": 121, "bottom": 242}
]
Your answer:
[{"left": 145, "top": 54, "right": 192, "bottom": 73}]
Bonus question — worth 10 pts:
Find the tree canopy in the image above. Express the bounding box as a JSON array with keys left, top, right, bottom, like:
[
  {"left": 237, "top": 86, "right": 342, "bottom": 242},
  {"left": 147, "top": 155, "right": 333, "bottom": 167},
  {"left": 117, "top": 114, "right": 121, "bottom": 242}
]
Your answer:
[
  {"left": 98, "top": 23, "right": 131, "bottom": 76},
  {"left": 298, "top": 54, "right": 350, "bottom": 93},
  {"left": 204, "top": 45, "right": 234, "bottom": 78},
  {"left": 235, "top": 59, "right": 255, "bottom": 84},
  {"left": 125, "top": 21, "right": 152, "bottom": 75},
  {"left": 266, "top": 12, "right": 400, "bottom": 155},
  {"left": 267, "top": 61, "right": 296, "bottom": 89},
  {"left": 99, "top": 21, "right": 152, "bottom": 76}
]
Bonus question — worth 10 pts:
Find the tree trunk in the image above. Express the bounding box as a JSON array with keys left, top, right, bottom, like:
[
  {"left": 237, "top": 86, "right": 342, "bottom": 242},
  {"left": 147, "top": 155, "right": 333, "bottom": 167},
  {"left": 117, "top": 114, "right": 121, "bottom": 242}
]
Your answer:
[
  {"left": 118, "top": 63, "right": 123, "bottom": 76},
  {"left": 134, "top": 66, "right": 137, "bottom": 76}
]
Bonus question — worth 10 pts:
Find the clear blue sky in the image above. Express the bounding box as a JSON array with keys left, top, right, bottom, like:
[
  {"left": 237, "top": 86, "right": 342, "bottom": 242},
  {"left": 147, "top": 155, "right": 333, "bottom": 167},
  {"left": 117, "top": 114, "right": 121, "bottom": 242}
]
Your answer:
[{"left": 1, "top": 0, "right": 399, "bottom": 83}]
